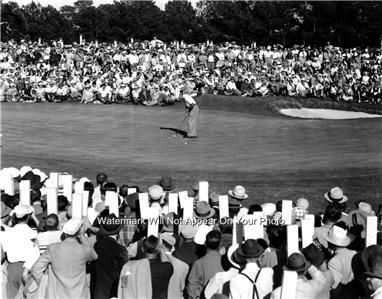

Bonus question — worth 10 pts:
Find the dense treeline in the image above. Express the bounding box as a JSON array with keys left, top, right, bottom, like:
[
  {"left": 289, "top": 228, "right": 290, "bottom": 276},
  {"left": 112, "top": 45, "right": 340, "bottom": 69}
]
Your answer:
[{"left": 1, "top": 0, "right": 382, "bottom": 47}]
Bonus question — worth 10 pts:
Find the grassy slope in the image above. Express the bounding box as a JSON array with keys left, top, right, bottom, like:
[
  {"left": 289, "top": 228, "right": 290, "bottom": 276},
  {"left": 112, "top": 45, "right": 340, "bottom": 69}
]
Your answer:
[{"left": 1, "top": 96, "right": 381, "bottom": 213}]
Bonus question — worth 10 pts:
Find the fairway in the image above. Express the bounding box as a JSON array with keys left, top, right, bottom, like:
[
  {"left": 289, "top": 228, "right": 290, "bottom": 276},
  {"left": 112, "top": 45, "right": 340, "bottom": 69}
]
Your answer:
[{"left": 1, "top": 96, "right": 382, "bottom": 212}]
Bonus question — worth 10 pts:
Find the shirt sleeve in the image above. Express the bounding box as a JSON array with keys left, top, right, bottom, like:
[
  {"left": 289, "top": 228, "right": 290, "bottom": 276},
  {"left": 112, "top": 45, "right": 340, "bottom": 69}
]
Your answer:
[
  {"left": 270, "top": 287, "right": 281, "bottom": 299},
  {"left": 307, "top": 265, "right": 333, "bottom": 293},
  {"left": 23, "top": 246, "right": 41, "bottom": 270},
  {"left": 187, "top": 261, "right": 203, "bottom": 299},
  {"left": 31, "top": 247, "right": 52, "bottom": 283},
  {"left": 204, "top": 274, "right": 220, "bottom": 299},
  {"left": 229, "top": 276, "right": 241, "bottom": 299},
  {"left": 327, "top": 259, "right": 343, "bottom": 289}
]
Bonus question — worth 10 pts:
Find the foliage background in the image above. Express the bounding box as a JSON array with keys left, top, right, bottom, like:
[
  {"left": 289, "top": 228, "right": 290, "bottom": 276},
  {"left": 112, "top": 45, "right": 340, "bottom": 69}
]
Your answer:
[{"left": 1, "top": 0, "right": 382, "bottom": 47}]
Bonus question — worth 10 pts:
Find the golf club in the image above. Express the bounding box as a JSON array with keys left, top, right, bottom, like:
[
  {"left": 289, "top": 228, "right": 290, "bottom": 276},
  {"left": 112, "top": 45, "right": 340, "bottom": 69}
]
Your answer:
[{"left": 174, "top": 114, "right": 187, "bottom": 138}]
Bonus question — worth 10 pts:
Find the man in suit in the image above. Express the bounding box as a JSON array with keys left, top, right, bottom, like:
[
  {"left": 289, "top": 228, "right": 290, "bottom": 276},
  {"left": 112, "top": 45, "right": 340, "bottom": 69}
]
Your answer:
[
  {"left": 92, "top": 213, "right": 128, "bottom": 299},
  {"left": 31, "top": 218, "right": 98, "bottom": 298}
]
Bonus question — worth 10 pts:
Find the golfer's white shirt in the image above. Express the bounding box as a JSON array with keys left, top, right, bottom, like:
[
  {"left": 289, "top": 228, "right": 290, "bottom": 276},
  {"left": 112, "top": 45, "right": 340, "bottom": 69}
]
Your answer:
[{"left": 183, "top": 94, "right": 196, "bottom": 106}]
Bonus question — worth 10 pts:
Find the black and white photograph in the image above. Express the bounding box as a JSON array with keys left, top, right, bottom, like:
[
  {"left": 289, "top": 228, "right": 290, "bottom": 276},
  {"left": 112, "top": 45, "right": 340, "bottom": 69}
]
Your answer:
[{"left": 0, "top": 0, "right": 382, "bottom": 298}]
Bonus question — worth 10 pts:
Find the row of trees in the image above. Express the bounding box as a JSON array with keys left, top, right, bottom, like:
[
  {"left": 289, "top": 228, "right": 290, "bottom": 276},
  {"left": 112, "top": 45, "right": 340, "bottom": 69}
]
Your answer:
[{"left": 1, "top": 0, "right": 382, "bottom": 47}]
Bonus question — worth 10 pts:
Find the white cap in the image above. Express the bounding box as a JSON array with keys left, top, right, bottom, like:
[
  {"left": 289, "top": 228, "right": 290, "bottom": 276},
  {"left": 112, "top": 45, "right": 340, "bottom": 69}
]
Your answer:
[
  {"left": 63, "top": 218, "right": 83, "bottom": 235},
  {"left": 3, "top": 167, "right": 20, "bottom": 179},
  {"left": 13, "top": 204, "right": 34, "bottom": 218}
]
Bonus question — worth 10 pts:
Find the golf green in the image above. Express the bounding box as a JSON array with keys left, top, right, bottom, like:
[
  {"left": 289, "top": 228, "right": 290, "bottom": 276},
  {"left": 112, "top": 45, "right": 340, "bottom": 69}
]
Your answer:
[{"left": 1, "top": 95, "right": 381, "bottom": 213}]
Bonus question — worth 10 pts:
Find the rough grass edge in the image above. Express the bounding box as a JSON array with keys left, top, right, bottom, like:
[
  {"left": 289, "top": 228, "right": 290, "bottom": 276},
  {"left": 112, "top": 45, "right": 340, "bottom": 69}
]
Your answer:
[{"left": 268, "top": 97, "right": 382, "bottom": 115}]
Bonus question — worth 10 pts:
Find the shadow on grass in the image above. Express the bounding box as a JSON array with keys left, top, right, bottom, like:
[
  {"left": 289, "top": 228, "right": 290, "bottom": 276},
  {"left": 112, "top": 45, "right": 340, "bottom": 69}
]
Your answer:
[{"left": 159, "top": 127, "right": 188, "bottom": 137}]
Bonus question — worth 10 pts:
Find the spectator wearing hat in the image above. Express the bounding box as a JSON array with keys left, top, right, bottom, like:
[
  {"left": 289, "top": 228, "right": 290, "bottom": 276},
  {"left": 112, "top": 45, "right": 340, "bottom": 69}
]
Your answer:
[
  {"left": 314, "top": 204, "right": 342, "bottom": 248},
  {"left": 92, "top": 213, "right": 128, "bottom": 299},
  {"left": 194, "top": 201, "right": 216, "bottom": 220},
  {"left": 158, "top": 176, "right": 176, "bottom": 204},
  {"left": 346, "top": 201, "right": 376, "bottom": 241},
  {"left": 148, "top": 184, "right": 166, "bottom": 207},
  {"left": 31, "top": 218, "right": 97, "bottom": 299},
  {"left": 161, "top": 233, "right": 189, "bottom": 299},
  {"left": 325, "top": 222, "right": 357, "bottom": 297},
  {"left": 173, "top": 223, "right": 199, "bottom": 267},
  {"left": 187, "top": 230, "right": 223, "bottom": 299},
  {"left": 0, "top": 204, "right": 39, "bottom": 298},
  {"left": 204, "top": 243, "right": 243, "bottom": 299},
  {"left": 228, "top": 185, "right": 249, "bottom": 217},
  {"left": 365, "top": 247, "right": 382, "bottom": 299},
  {"left": 143, "top": 235, "right": 174, "bottom": 299},
  {"left": 271, "top": 252, "right": 333, "bottom": 299},
  {"left": 348, "top": 244, "right": 379, "bottom": 299},
  {"left": 325, "top": 187, "right": 348, "bottom": 205},
  {"left": 229, "top": 239, "right": 274, "bottom": 299}
]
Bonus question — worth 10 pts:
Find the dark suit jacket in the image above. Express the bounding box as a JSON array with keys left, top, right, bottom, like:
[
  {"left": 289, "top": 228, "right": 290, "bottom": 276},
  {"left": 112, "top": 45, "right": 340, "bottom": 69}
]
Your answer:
[{"left": 92, "top": 236, "right": 129, "bottom": 299}]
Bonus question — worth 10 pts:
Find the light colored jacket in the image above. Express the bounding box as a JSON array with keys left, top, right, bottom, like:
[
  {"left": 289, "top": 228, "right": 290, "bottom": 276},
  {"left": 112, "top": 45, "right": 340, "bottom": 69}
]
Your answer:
[{"left": 31, "top": 237, "right": 97, "bottom": 298}]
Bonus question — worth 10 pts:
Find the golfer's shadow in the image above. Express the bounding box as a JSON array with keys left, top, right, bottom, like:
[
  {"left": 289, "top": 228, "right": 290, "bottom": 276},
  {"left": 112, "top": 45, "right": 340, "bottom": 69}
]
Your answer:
[{"left": 159, "top": 127, "right": 188, "bottom": 137}]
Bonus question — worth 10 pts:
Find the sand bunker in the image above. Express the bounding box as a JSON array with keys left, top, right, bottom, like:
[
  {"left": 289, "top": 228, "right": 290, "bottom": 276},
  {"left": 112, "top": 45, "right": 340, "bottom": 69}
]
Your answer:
[{"left": 280, "top": 108, "right": 382, "bottom": 119}]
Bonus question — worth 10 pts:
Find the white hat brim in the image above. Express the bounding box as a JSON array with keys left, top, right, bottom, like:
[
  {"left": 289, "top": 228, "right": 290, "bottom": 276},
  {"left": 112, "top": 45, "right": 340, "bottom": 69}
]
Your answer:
[
  {"left": 324, "top": 193, "right": 348, "bottom": 204},
  {"left": 228, "top": 190, "right": 248, "bottom": 200},
  {"left": 325, "top": 233, "right": 351, "bottom": 247}
]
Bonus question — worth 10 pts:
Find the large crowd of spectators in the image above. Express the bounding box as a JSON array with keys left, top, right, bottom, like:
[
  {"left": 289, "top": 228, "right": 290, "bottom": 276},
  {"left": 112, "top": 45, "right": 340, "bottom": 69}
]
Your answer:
[
  {"left": 1, "top": 38, "right": 382, "bottom": 105},
  {"left": 1, "top": 166, "right": 382, "bottom": 299}
]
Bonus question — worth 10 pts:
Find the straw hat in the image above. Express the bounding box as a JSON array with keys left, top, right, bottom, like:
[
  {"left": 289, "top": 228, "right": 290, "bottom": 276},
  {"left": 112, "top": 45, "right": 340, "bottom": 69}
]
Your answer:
[
  {"left": 324, "top": 187, "right": 348, "bottom": 204},
  {"left": 228, "top": 185, "right": 248, "bottom": 200},
  {"left": 325, "top": 225, "right": 351, "bottom": 247},
  {"left": 194, "top": 201, "right": 215, "bottom": 219}
]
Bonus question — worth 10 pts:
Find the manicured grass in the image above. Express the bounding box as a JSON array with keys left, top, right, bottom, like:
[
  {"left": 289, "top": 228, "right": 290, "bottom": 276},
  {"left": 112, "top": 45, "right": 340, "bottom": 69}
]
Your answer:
[{"left": 1, "top": 96, "right": 381, "bottom": 213}]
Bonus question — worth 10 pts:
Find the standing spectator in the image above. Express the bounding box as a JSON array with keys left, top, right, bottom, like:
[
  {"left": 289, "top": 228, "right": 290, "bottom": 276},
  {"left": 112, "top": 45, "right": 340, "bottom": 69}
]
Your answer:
[
  {"left": 144, "top": 235, "right": 174, "bottom": 299},
  {"left": 365, "top": 248, "right": 382, "bottom": 299},
  {"left": 173, "top": 223, "right": 199, "bottom": 267},
  {"left": 92, "top": 213, "right": 128, "bottom": 299},
  {"left": 161, "top": 234, "right": 189, "bottom": 299},
  {"left": 270, "top": 252, "right": 333, "bottom": 299},
  {"left": 0, "top": 205, "right": 39, "bottom": 298},
  {"left": 204, "top": 244, "right": 242, "bottom": 299},
  {"left": 315, "top": 204, "right": 342, "bottom": 248},
  {"left": 35, "top": 213, "right": 62, "bottom": 254},
  {"left": 325, "top": 222, "right": 357, "bottom": 298},
  {"left": 229, "top": 239, "right": 274, "bottom": 299},
  {"left": 187, "top": 230, "right": 223, "bottom": 299},
  {"left": 31, "top": 218, "right": 97, "bottom": 298}
]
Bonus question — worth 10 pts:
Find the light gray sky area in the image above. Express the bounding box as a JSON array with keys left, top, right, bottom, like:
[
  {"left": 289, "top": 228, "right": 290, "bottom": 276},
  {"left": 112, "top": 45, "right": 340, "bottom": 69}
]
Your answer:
[{"left": 2, "top": 0, "right": 198, "bottom": 10}]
